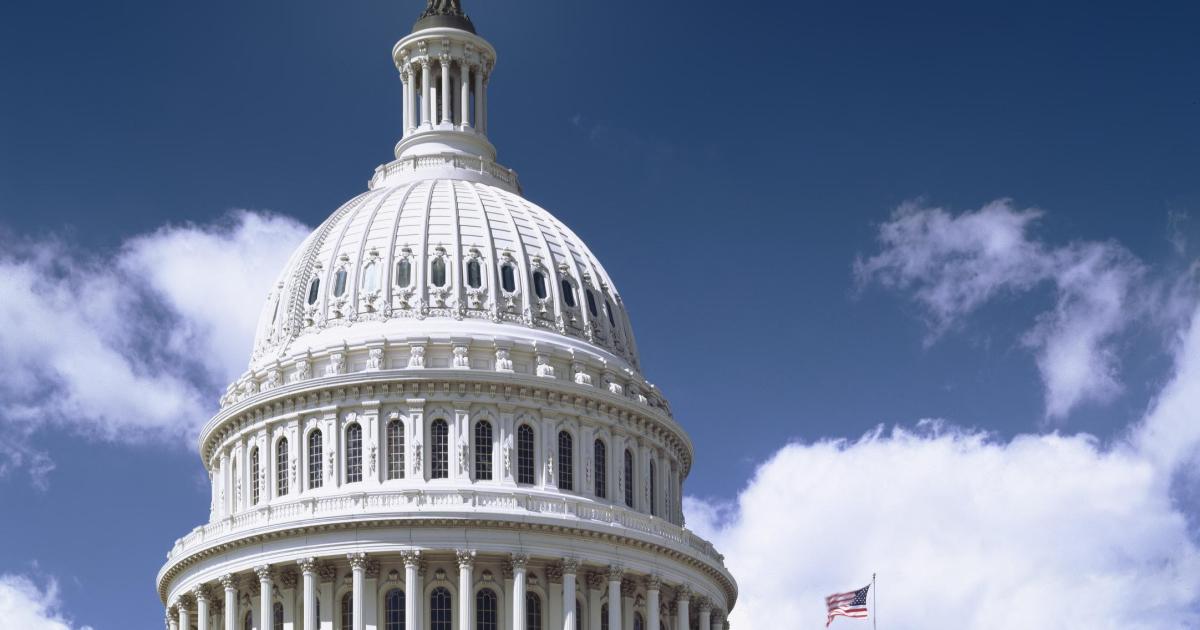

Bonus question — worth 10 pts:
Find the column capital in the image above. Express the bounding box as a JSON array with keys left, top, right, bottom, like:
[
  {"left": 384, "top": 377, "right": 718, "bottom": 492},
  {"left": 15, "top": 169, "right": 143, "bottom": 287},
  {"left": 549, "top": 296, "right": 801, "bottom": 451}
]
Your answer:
[
  {"left": 347, "top": 552, "right": 368, "bottom": 571},
  {"left": 509, "top": 553, "right": 529, "bottom": 572},
  {"left": 643, "top": 574, "right": 661, "bottom": 592},
  {"left": 298, "top": 557, "right": 319, "bottom": 575},
  {"left": 675, "top": 584, "right": 692, "bottom": 603},
  {"left": 696, "top": 597, "right": 713, "bottom": 613},
  {"left": 401, "top": 550, "right": 422, "bottom": 568},
  {"left": 191, "top": 585, "right": 210, "bottom": 603},
  {"left": 254, "top": 565, "right": 274, "bottom": 582},
  {"left": 606, "top": 565, "right": 624, "bottom": 582},
  {"left": 219, "top": 573, "right": 238, "bottom": 591},
  {"left": 561, "top": 558, "right": 579, "bottom": 576},
  {"left": 174, "top": 594, "right": 193, "bottom": 612},
  {"left": 456, "top": 549, "right": 477, "bottom": 569}
]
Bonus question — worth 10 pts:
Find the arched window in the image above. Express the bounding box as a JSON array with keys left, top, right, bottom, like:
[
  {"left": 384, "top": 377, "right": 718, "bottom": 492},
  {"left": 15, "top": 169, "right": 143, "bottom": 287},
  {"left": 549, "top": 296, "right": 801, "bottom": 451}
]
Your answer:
[
  {"left": 362, "top": 262, "right": 380, "bottom": 292},
  {"left": 593, "top": 439, "right": 607, "bottom": 498},
  {"left": 558, "top": 431, "right": 574, "bottom": 491},
  {"left": 649, "top": 460, "right": 657, "bottom": 516},
  {"left": 396, "top": 260, "right": 412, "bottom": 288},
  {"left": 533, "top": 271, "right": 548, "bottom": 299},
  {"left": 273, "top": 603, "right": 284, "bottom": 630},
  {"left": 474, "top": 420, "right": 493, "bottom": 481},
  {"left": 526, "top": 592, "right": 543, "bottom": 630},
  {"left": 467, "top": 259, "right": 482, "bottom": 289},
  {"left": 517, "top": 424, "right": 535, "bottom": 485},
  {"left": 430, "top": 587, "right": 452, "bottom": 630},
  {"left": 431, "top": 258, "right": 447, "bottom": 288},
  {"left": 334, "top": 268, "right": 348, "bottom": 297},
  {"left": 501, "top": 264, "right": 517, "bottom": 293},
  {"left": 250, "top": 447, "right": 260, "bottom": 505},
  {"left": 276, "top": 437, "right": 289, "bottom": 497},
  {"left": 561, "top": 279, "right": 577, "bottom": 308},
  {"left": 634, "top": 612, "right": 645, "bottom": 630},
  {"left": 430, "top": 419, "right": 449, "bottom": 479},
  {"left": 244, "top": 611, "right": 253, "bottom": 630},
  {"left": 307, "top": 278, "right": 321, "bottom": 305},
  {"left": 623, "top": 450, "right": 634, "bottom": 508},
  {"left": 601, "top": 603, "right": 609, "bottom": 630},
  {"left": 385, "top": 589, "right": 406, "bottom": 630},
  {"left": 476, "top": 588, "right": 498, "bottom": 630},
  {"left": 308, "top": 430, "right": 324, "bottom": 490},
  {"left": 387, "top": 420, "right": 405, "bottom": 480},
  {"left": 345, "top": 423, "right": 363, "bottom": 483},
  {"left": 606, "top": 301, "right": 616, "bottom": 327},
  {"left": 341, "top": 591, "right": 353, "bottom": 630},
  {"left": 586, "top": 289, "right": 598, "bottom": 317}
]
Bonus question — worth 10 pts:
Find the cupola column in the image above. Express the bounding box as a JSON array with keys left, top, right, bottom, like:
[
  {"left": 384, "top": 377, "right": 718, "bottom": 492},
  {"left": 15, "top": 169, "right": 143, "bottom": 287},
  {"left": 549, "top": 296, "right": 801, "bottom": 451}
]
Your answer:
[
  {"left": 220, "top": 574, "right": 237, "bottom": 630},
  {"left": 420, "top": 60, "right": 432, "bottom": 127},
  {"left": 298, "top": 559, "right": 318, "bottom": 630},
  {"left": 457, "top": 550, "right": 476, "bottom": 628},
  {"left": 459, "top": 60, "right": 472, "bottom": 128},
  {"left": 255, "top": 566, "right": 274, "bottom": 630},
  {"left": 440, "top": 56, "right": 452, "bottom": 124},
  {"left": 473, "top": 65, "right": 484, "bottom": 131},
  {"left": 697, "top": 598, "right": 712, "bottom": 630},
  {"left": 176, "top": 598, "right": 191, "bottom": 630},
  {"left": 401, "top": 67, "right": 412, "bottom": 135},
  {"left": 644, "top": 576, "right": 661, "bottom": 630},
  {"left": 561, "top": 559, "right": 579, "bottom": 630},
  {"left": 402, "top": 551, "right": 421, "bottom": 630},
  {"left": 193, "top": 587, "right": 210, "bottom": 630},
  {"left": 606, "top": 567, "right": 624, "bottom": 630},
  {"left": 511, "top": 554, "right": 529, "bottom": 630},
  {"left": 349, "top": 553, "right": 367, "bottom": 630}
]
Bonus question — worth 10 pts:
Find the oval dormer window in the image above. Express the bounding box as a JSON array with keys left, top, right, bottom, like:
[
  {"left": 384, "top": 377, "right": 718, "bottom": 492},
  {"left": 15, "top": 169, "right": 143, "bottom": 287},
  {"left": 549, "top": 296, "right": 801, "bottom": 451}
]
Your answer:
[
  {"left": 307, "top": 278, "right": 320, "bottom": 305},
  {"left": 467, "top": 260, "right": 482, "bottom": 289},
  {"left": 561, "top": 279, "right": 577, "bottom": 308},
  {"left": 533, "top": 271, "right": 548, "bottom": 299},
  {"left": 333, "top": 269, "right": 348, "bottom": 297},
  {"left": 396, "top": 260, "right": 411, "bottom": 288},
  {"left": 586, "top": 289, "right": 598, "bottom": 317},
  {"left": 501, "top": 264, "right": 516, "bottom": 293},
  {"left": 431, "top": 258, "right": 447, "bottom": 288}
]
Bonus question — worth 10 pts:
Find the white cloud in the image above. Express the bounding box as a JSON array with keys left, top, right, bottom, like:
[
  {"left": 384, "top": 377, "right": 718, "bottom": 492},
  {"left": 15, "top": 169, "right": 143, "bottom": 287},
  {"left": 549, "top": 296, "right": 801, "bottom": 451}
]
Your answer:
[
  {"left": 0, "top": 211, "right": 308, "bottom": 486},
  {"left": 855, "top": 199, "right": 1145, "bottom": 419},
  {"left": 0, "top": 573, "right": 91, "bottom": 630}
]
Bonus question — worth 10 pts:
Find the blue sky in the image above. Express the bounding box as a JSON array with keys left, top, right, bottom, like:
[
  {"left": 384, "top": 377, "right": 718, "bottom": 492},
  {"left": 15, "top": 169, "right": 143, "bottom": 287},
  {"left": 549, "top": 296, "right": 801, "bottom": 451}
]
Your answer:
[{"left": 2, "top": 1, "right": 1199, "bottom": 628}]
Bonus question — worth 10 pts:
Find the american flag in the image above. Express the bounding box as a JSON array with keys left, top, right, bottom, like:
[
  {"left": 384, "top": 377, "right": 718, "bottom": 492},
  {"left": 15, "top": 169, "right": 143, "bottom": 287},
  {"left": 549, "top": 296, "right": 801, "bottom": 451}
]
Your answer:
[{"left": 825, "top": 584, "right": 870, "bottom": 627}]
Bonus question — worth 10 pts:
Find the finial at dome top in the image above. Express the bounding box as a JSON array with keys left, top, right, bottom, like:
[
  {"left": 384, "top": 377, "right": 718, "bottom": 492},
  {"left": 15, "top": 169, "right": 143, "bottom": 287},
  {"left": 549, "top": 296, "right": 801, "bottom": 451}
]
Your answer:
[{"left": 413, "top": 0, "right": 475, "bottom": 34}]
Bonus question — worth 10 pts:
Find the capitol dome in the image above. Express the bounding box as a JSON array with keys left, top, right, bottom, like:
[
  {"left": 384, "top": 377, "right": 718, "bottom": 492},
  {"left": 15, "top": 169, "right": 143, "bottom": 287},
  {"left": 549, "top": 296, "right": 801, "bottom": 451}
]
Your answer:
[{"left": 159, "top": 4, "right": 735, "bottom": 630}]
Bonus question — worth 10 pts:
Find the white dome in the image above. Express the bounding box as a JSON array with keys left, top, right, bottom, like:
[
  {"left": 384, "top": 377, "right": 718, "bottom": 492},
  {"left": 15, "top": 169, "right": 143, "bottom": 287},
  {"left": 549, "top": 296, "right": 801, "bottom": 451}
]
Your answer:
[{"left": 251, "top": 176, "right": 641, "bottom": 377}]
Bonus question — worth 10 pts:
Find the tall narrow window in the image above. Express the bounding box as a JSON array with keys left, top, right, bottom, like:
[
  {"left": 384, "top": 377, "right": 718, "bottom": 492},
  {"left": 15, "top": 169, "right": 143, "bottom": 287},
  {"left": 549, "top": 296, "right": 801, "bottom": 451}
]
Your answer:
[
  {"left": 476, "top": 588, "right": 498, "bottom": 630},
  {"left": 431, "top": 258, "right": 447, "bottom": 287},
  {"left": 385, "top": 589, "right": 406, "bottom": 630},
  {"left": 467, "top": 259, "right": 482, "bottom": 289},
  {"left": 561, "top": 279, "right": 577, "bottom": 308},
  {"left": 501, "top": 264, "right": 517, "bottom": 293},
  {"left": 387, "top": 420, "right": 405, "bottom": 480},
  {"left": 606, "top": 301, "right": 616, "bottom": 327},
  {"left": 526, "top": 592, "right": 543, "bottom": 630},
  {"left": 517, "top": 424, "right": 535, "bottom": 485},
  {"left": 593, "top": 440, "right": 607, "bottom": 499},
  {"left": 307, "top": 278, "right": 321, "bottom": 305},
  {"left": 431, "top": 419, "right": 449, "bottom": 479},
  {"left": 623, "top": 450, "right": 634, "bottom": 508},
  {"left": 533, "top": 271, "right": 548, "bottom": 299},
  {"left": 586, "top": 290, "right": 598, "bottom": 317},
  {"left": 430, "top": 587, "right": 452, "bottom": 630},
  {"left": 649, "top": 460, "right": 657, "bottom": 516},
  {"left": 308, "top": 430, "right": 324, "bottom": 490},
  {"left": 362, "top": 262, "right": 380, "bottom": 292},
  {"left": 558, "top": 431, "right": 574, "bottom": 491},
  {"left": 601, "top": 604, "right": 609, "bottom": 630},
  {"left": 396, "top": 260, "right": 412, "bottom": 287},
  {"left": 634, "top": 613, "right": 644, "bottom": 630},
  {"left": 341, "top": 592, "right": 353, "bottom": 630},
  {"left": 346, "top": 423, "right": 363, "bottom": 483},
  {"left": 250, "top": 447, "right": 260, "bottom": 505},
  {"left": 273, "top": 603, "right": 284, "bottom": 630},
  {"left": 474, "top": 420, "right": 493, "bottom": 481},
  {"left": 334, "top": 269, "right": 348, "bottom": 297},
  {"left": 277, "top": 437, "right": 289, "bottom": 497}
]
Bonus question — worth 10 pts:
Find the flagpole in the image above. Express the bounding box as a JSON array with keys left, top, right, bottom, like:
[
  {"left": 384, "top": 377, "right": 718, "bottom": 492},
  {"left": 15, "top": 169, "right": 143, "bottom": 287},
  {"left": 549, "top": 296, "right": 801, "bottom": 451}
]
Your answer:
[{"left": 872, "top": 573, "right": 877, "bottom": 630}]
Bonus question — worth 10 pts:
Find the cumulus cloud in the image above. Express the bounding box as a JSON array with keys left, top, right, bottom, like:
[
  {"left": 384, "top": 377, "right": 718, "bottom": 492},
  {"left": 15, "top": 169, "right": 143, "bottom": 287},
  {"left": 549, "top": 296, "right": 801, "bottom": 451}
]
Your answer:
[
  {"left": 855, "top": 199, "right": 1146, "bottom": 419},
  {"left": 0, "top": 211, "right": 308, "bottom": 486},
  {"left": 0, "top": 573, "right": 92, "bottom": 630}
]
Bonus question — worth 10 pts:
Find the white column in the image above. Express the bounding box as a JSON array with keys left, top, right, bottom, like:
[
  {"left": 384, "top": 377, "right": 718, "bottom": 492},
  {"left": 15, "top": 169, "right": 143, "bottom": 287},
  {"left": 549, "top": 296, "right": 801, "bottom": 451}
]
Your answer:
[
  {"left": 620, "top": 581, "right": 634, "bottom": 630},
  {"left": 457, "top": 550, "right": 475, "bottom": 630},
  {"left": 473, "top": 65, "right": 484, "bottom": 132},
  {"left": 178, "top": 599, "right": 191, "bottom": 630},
  {"left": 511, "top": 554, "right": 529, "bottom": 630},
  {"left": 459, "top": 61, "right": 471, "bottom": 127},
  {"left": 697, "top": 601, "right": 711, "bottom": 630},
  {"left": 606, "top": 567, "right": 623, "bottom": 630},
  {"left": 194, "top": 587, "right": 210, "bottom": 630},
  {"left": 256, "top": 567, "right": 274, "bottom": 630},
  {"left": 168, "top": 608, "right": 180, "bottom": 630},
  {"left": 221, "top": 575, "right": 238, "bottom": 630},
  {"left": 420, "top": 60, "right": 432, "bottom": 127},
  {"left": 587, "top": 573, "right": 603, "bottom": 630},
  {"left": 349, "top": 553, "right": 367, "bottom": 630},
  {"left": 644, "top": 577, "right": 660, "bottom": 630},
  {"left": 401, "top": 67, "right": 411, "bottom": 136},
  {"left": 709, "top": 612, "right": 723, "bottom": 630},
  {"left": 674, "top": 587, "right": 690, "bottom": 630},
  {"left": 299, "top": 560, "right": 318, "bottom": 630},
  {"left": 440, "top": 56, "right": 452, "bottom": 124},
  {"left": 481, "top": 73, "right": 489, "bottom": 134},
  {"left": 402, "top": 552, "right": 421, "bottom": 630},
  {"left": 561, "top": 560, "right": 578, "bottom": 630}
]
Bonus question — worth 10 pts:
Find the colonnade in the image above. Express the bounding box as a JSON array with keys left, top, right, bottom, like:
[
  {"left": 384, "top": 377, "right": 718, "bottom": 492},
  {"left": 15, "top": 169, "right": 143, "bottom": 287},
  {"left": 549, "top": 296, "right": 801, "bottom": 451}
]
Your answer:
[
  {"left": 400, "top": 56, "right": 488, "bottom": 137},
  {"left": 166, "top": 551, "right": 727, "bottom": 630}
]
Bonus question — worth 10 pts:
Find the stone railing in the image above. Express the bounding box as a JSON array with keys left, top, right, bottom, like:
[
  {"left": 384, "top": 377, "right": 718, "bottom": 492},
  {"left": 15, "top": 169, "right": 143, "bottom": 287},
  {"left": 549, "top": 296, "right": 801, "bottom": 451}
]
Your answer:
[
  {"left": 369, "top": 153, "right": 521, "bottom": 191},
  {"left": 168, "top": 488, "right": 723, "bottom": 568}
]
